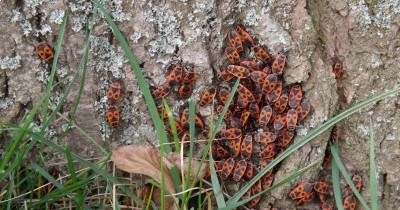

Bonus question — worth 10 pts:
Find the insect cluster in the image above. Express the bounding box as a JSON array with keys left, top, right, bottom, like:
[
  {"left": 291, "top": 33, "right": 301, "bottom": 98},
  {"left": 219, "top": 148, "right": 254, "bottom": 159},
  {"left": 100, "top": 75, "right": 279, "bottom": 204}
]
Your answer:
[
  {"left": 151, "top": 63, "right": 197, "bottom": 100},
  {"left": 343, "top": 174, "right": 363, "bottom": 210},
  {"left": 289, "top": 180, "right": 332, "bottom": 209},
  {"left": 199, "top": 25, "right": 312, "bottom": 208},
  {"left": 106, "top": 82, "right": 123, "bottom": 128},
  {"left": 289, "top": 174, "right": 362, "bottom": 210},
  {"left": 150, "top": 62, "right": 205, "bottom": 145}
]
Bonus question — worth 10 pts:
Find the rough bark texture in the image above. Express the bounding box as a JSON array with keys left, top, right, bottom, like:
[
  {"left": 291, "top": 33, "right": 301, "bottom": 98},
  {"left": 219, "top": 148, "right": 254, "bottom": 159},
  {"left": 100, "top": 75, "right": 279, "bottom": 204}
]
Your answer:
[{"left": 0, "top": 0, "right": 399, "bottom": 209}]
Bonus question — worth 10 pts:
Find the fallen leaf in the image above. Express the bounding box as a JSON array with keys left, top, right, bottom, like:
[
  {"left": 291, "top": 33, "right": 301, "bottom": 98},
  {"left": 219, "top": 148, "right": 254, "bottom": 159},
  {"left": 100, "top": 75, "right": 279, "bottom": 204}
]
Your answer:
[
  {"left": 112, "top": 144, "right": 209, "bottom": 210},
  {"left": 111, "top": 144, "right": 176, "bottom": 194}
]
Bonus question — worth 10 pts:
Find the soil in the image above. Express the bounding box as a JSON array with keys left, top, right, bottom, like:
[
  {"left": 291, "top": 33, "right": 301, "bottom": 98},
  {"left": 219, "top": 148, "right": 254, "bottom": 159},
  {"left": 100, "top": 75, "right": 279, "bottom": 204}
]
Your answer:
[{"left": 0, "top": 0, "right": 399, "bottom": 209}]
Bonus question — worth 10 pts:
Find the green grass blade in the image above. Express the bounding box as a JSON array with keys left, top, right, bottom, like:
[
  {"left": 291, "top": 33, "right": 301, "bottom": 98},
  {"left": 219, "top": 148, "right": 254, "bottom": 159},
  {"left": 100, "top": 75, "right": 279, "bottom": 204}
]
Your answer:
[
  {"left": 181, "top": 100, "right": 197, "bottom": 208},
  {"left": 2, "top": 136, "right": 40, "bottom": 184},
  {"left": 369, "top": 121, "right": 379, "bottom": 210},
  {"left": 65, "top": 147, "right": 85, "bottom": 207},
  {"left": 199, "top": 79, "right": 240, "bottom": 203},
  {"left": 167, "top": 163, "right": 182, "bottom": 193},
  {"left": 159, "top": 141, "right": 166, "bottom": 210},
  {"left": 227, "top": 85, "right": 400, "bottom": 205},
  {"left": 28, "top": 174, "right": 96, "bottom": 208},
  {"left": 70, "top": 18, "right": 92, "bottom": 117},
  {"left": 221, "top": 160, "right": 318, "bottom": 210},
  {"left": 162, "top": 99, "right": 180, "bottom": 151},
  {"left": 188, "top": 99, "right": 195, "bottom": 181},
  {"left": 0, "top": 12, "right": 68, "bottom": 179},
  {"left": 94, "top": 0, "right": 170, "bottom": 154},
  {"left": 0, "top": 13, "right": 79, "bottom": 180},
  {"left": 332, "top": 154, "right": 344, "bottom": 210},
  {"left": 182, "top": 79, "right": 240, "bottom": 208},
  {"left": 198, "top": 180, "right": 203, "bottom": 210},
  {"left": 179, "top": 99, "right": 197, "bottom": 209},
  {"left": 31, "top": 163, "right": 64, "bottom": 190},
  {"left": 42, "top": 11, "right": 68, "bottom": 122},
  {"left": 22, "top": 130, "right": 144, "bottom": 207},
  {"left": 155, "top": 101, "right": 182, "bottom": 193},
  {"left": 1, "top": 12, "right": 71, "bottom": 181},
  {"left": 209, "top": 156, "right": 226, "bottom": 208},
  {"left": 331, "top": 145, "right": 371, "bottom": 210},
  {"left": 0, "top": 103, "right": 41, "bottom": 180},
  {"left": 1, "top": 70, "right": 92, "bottom": 183},
  {"left": 208, "top": 79, "right": 240, "bottom": 146},
  {"left": 5, "top": 171, "right": 15, "bottom": 210},
  {"left": 204, "top": 80, "right": 242, "bottom": 208}
]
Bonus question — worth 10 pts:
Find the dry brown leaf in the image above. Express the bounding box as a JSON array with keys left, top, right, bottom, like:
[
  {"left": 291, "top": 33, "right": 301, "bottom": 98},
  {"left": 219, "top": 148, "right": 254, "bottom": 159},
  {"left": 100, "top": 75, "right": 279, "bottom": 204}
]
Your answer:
[
  {"left": 166, "top": 153, "right": 210, "bottom": 181},
  {"left": 112, "top": 145, "right": 209, "bottom": 210},
  {"left": 111, "top": 144, "right": 176, "bottom": 195}
]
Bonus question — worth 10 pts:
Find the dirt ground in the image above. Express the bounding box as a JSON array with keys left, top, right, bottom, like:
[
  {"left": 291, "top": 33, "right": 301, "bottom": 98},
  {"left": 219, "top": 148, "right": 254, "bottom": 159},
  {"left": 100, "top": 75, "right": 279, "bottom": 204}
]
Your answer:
[{"left": 0, "top": 0, "right": 399, "bottom": 209}]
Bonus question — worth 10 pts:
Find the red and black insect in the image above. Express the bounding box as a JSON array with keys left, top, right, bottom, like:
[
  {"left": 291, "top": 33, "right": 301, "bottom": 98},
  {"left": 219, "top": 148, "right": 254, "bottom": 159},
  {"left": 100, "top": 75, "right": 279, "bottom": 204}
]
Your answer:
[
  {"left": 241, "top": 60, "right": 264, "bottom": 72},
  {"left": 179, "top": 108, "right": 204, "bottom": 131},
  {"left": 259, "top": 143, "right": 278, "bottom": 159},
  {"left": 228, "top": 137, "right": 242, "bottom": 158},
  {"left": 258, "top": 105, "right": 273, "bottom": 129},
  {"left": 288, "top": 84, "right": 302, "bottom": 108},
  {"left": 212, "top": 142, "right": 230, "bottom": 160},
  {"left": 289, "top": 181, "right": 315, "bottom": 207},
  {"left": 107, "top": 82, "right": 122, "bottom": 104},
  {"left": 343, "top": 194, "right": 357, "bottom": 210},
  {"left": 286, "top": 109, "right": 298, "bottom": 131},
  {"left": 232, "top": 159, "right": 247, "bottom": 182},
  {"left": 253, "top": 45, "right": 272, "bottom": 64},
  {"left": 352, "top": 174, "right": 363, "bottom": 192},
  {"left": 227, "top": 29, "right": 244, "bottom": 52},
  {"left": 227, "top": 65, "right": 250, "bottom": 79},
  {"left": 199, "top": 87, "right": 217, "bottom": 106},
  {"left": 166, "top": 63, "right": 184, "bottom": 86},
  {"left": 151, "top": 83, "right": 171, "bottom": 100},
  {"left": 240, "top": 134, "right": 253, "bottom": 159},
  {"left": 237, "top": 84, "right": 255, "bottom": 109},
  {"left": 313, "top": 181, "right": 330, "bottom": 202},
  {"left": 244, "top": 162, "right": 254, "bottom": 180},
  {"left": 34, "top": 42, "right": 54, "bottom": 63},
  {"left": 271, "top": 52, "right": 287, "bottom": 75},
  {"left": 296, "top": 100, "right": 311, "bottom": 121},
  {"left": 106, "top": 105, "right": 121, "bottom": 128},
  {"left": 218, "top": 85, "right": 231, "bottom": 105},
  {"left": 235, "top": 25, "right": 254, "bottom": 46},
  {"left": 254, "top": 131, "right": 276, "bottom": 145},
  {"left": 220, "top": 157, "right": 235, "bottom": 180},
  {"left": 332, "top": 61, "right": 344, "bottom": 80},
  {"left": 224, "top": 47, "right": 241, "bottom": 65}
]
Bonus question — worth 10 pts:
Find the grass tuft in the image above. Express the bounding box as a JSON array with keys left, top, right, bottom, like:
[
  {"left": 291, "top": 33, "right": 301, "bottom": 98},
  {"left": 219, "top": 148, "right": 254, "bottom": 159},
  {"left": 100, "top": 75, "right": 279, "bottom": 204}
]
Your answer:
[
  {"left": 0, "top": 11, "right": 69, "bottom": 181},
  {"left": 31, "top": 163, "right": 64, "bottom": 190}
]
